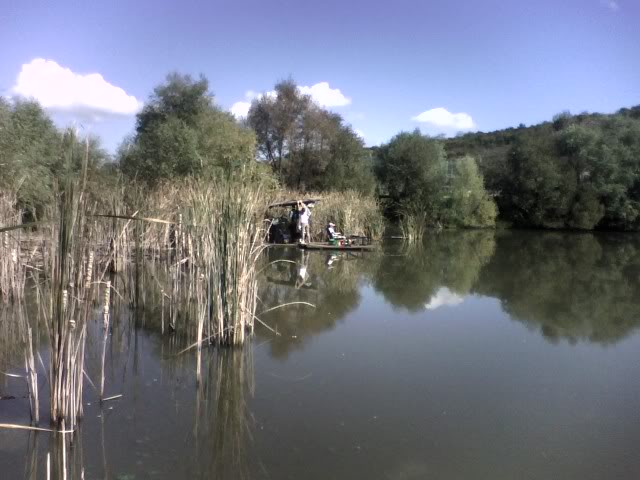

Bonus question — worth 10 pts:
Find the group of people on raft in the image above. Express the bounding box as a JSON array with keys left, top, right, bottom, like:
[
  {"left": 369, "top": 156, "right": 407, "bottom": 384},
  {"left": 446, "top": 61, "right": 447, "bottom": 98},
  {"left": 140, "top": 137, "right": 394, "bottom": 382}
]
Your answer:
[{"left": 291, "top": 200, "right": 349, "bottom": 245}]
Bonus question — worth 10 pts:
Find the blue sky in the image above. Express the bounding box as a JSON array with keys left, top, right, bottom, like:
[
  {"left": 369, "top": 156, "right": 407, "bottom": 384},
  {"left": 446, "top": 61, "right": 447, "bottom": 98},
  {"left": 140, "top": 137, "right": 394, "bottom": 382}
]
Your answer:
[{"left": 1, "top": 0, "right": 638, "bottom": 152}]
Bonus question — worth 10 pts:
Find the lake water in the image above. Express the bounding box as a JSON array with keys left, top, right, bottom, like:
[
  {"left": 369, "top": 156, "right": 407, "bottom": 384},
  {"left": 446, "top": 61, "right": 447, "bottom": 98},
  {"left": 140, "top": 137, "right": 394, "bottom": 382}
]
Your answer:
[{"left": 2, "top": 231, "right": 640, "bottom": 479}]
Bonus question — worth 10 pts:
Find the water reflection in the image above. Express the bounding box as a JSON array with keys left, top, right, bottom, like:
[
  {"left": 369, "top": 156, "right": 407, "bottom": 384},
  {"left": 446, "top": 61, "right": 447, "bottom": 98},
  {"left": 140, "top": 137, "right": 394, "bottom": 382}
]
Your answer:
[
  {"left": 259, "top": 247, "right": 377, "bottom": 357},
  {"left": 3, "top": 232, "right": 640, "bottom": 479},
  {"left": 20, "top": 429, "right": 85, "bottom": 480},
  {"left": 372, "top": 230, "right": 496, "bottom": 311},
  {"left": 191, "top": 347, "right": 255, "bottom": 480},
  {"left": 478, "top": 232, "right": 640, "bottom": 344},
  {"left": 263, "top": 231, "right": 640, "bottom": 346}
]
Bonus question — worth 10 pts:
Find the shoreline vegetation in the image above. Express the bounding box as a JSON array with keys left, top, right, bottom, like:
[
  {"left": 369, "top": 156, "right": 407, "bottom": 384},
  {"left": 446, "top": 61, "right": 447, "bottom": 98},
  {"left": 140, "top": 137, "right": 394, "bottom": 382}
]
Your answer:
[
  {"left": 1, "top": 74, "right": 639, "bottom": 235},
  {"left": 0, "top": 72, "right": 639, "bottom": 432}
]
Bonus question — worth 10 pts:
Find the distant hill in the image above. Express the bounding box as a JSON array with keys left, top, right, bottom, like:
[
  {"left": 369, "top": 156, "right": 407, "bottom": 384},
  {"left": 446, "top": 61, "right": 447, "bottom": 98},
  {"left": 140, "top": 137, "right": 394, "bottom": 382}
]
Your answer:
[{"left": 442, "top": 105, "right": 640, "bottom": 230}]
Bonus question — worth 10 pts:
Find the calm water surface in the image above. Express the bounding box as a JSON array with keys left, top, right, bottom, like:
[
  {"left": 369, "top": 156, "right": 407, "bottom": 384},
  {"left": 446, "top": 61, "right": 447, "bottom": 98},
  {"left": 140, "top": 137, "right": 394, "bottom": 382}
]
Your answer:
[{"left": 1, "top": 231, "right": 640, "bottom": 479}]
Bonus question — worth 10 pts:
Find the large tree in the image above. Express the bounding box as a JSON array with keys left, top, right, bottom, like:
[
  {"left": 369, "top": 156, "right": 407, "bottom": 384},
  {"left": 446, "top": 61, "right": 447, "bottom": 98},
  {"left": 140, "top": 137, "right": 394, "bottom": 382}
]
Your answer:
[
  {"left": 375, "top": 130, "right": 448, "bottom": 223},
  {"left": 119, "top": 73, "right": 256, "bottom": 182},
  {"left": 247, "top": 79, "right": 375, "bottom": 193},
  {"left": 0, "top": 98, "right": 59, "bottom": 210},
  {"left": 0, "top": 98, "right": 109, "bottom": 213},
  {"left": 445, "top": 156, "right": 497, "bottom": 227},
  {"left": 376, "top": 130, "right": 497, "bottom": 228}
]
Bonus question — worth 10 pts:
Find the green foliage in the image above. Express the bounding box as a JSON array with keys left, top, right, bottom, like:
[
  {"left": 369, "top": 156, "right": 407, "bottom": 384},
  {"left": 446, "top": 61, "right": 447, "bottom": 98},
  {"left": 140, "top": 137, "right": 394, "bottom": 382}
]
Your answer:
[
  {"left": 445, "top": 156, "right": 497, "bottom": 227},
  {"left": 247, "top": 79, "right": 375, "bottom": 194},
  {"left": 376, "top": 130, "right": 447, "bottom": 223},
  {"left": 0, "top": 98, "right": 109, "bottom": 215},
  {"left": 119, "top": 73, "right": 256, "bottom": 182},
  {"left": 447, "top": 106, "right": 640, "bottom": 230},
  {"left": 0, "top": 98, "right": 58, "bottom": 210},
  {"left": 376, "top": 131, "right": 496, "bottom": 233}
]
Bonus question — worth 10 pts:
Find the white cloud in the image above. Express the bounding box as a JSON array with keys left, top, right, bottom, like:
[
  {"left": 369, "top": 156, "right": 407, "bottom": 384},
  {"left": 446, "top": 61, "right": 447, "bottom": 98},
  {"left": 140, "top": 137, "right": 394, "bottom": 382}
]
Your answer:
[
  {"left": 354, "top": 128, "right": 365, "bottom": 139},
  {"left": 412, "top": 107, "right": 475, "bottom": 130},
  {"left": 230, "top": 82, "right": 350, "bottom": 119},
  {"left": 298, "top": 82, "right": 351, "bottom": 107},
  {"left": 424, "top": 287, "right": 464, "bottom": 310},
  {"left": 230, "top": 90, "right": 274, "bottom": 119},
  {"left": 11, "top": 58, "right": 141, "bottom": 117},
  {"left": 230, "top": 101, "right": 251, "bottom": 119},
  {"left": 602, "top": 0, "right": 619, "bottom": 11}
]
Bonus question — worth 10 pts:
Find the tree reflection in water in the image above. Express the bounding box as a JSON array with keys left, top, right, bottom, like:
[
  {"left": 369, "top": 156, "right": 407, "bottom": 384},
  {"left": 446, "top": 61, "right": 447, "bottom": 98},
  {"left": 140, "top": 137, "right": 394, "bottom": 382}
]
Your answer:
[
  {"left": 372, "top": 230, "right": 496, "bottom": 311},
  {"left": 262, "top": 231, "right": 640, "bottom": 346},
  {"left": 477, "top": 232, "right": 640, "bottom": 344}
]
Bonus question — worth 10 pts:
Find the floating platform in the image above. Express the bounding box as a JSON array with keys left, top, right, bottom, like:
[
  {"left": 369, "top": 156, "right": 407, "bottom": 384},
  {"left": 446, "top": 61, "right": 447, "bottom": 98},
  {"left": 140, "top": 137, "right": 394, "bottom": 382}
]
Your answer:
[
  {"left": 266, "top": 242, "right": 300, "bottom": 248},
  {"left": 298, "top": 242, "right": 376, "bottom": 251}
]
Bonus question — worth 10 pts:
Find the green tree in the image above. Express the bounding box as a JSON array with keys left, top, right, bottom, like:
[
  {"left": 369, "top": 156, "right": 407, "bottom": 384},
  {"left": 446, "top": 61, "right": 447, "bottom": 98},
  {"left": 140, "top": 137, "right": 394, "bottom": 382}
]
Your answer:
[
  {"left": 375, "top": 130, "right": 447, "bottom": 224},
  {"left": 445, "top": 106, "right": 640, "bottom": 230},
  {"left": 119, "top": 73, "right": 256, "bottom": 182},
  {"left": 0, "top": 98, "right": 59, "bottom": 210},
  {"left": 501, "top": 135, "right": 575, "bottom": 228},
  {"left": 247, "top": 79, "right": 374, "bottom": 193},
  {"left": 0, "top": 98, "right": 109, "bottom": 214},
  {"left": 445, "top": 156, "right": 497, "bottom": 227}
]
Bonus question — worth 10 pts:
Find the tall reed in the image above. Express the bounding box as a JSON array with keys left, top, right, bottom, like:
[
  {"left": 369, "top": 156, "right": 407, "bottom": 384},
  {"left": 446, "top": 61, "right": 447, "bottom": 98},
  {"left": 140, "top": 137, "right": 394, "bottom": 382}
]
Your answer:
[
  {"left": 45, "top": 143, "right": 98, "bottom": 429},
  {"left": 180, "top": 172, "right": 268, "bottom": 382},
  {"left": 399, "top": 210, "right": 429, "bottom": 243}
]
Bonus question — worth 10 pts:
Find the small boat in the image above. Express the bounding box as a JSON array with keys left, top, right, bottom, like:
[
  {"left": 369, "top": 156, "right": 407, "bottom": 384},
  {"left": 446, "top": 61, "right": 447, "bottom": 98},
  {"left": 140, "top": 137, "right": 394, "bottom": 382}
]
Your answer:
[{"left": 298, "top": 242, "right": 376, "bottom": 251}]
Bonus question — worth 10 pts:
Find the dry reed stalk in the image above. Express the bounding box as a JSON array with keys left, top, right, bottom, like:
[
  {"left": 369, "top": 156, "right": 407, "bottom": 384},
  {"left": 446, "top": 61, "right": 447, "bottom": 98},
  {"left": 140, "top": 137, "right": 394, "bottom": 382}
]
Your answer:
[
  {"left": 0, "top": 192, "right": 27, "bottom": 302},
  {"left": 25, "top": 326, "right": 39, "bottom": 423},
  {"left": 100, "top": 281, "right": 111, "bottom": 400},
  {"left": 400, "top": 209, "right": 429, "bottom": 243},
  {"left": 0, "top": 423, "right": 75, "bottom": 433}
]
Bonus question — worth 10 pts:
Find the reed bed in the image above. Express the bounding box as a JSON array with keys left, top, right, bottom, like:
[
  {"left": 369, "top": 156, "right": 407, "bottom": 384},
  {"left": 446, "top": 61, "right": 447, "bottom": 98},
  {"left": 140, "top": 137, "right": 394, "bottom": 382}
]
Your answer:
[
  {"left": 85, "top": 171, "right": 272, "bottom": 386},
  {"left": 0, "top": 157, "right": 281, "bottom": 430},
  {"left": 399, "top": 210, "right": 430, "bottom": 243},
  {"left": 0, "top": 131, "right": 102, "bottom": 428},
  {"left": 43, "top": 169, "right": 100, "bottom": 429}
]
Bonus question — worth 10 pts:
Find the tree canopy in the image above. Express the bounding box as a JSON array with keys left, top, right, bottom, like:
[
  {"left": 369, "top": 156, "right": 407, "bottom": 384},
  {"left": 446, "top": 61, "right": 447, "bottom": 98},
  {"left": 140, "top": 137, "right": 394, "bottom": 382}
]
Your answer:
[
  {"left": 3, "top": 68, "right": 639, "bottom": 232},
  {"left": 119, "top": 73, "right": 256, "bottom": 183},
  {"left": 445, "top": 106, "right": 640, "bottom": 230},
  {"left": 248, "top": 79, "right": 375, "bottom": 194},
  {"left": 375, "top": 130, "right": 497, "bottom": 228},
  {"left": 0, "top": 98, "right": 109, "bottom": 214}
]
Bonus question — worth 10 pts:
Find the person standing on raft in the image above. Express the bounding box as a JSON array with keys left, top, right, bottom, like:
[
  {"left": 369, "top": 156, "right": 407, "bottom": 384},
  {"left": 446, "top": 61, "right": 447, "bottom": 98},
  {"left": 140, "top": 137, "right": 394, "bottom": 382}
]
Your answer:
[{"left": 297, "top": 200, "right": 312, "bottom": 244}]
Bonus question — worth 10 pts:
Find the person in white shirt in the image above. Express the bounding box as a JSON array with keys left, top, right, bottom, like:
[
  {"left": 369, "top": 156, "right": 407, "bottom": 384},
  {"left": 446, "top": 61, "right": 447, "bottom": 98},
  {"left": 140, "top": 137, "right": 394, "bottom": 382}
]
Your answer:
[{"left": 297, "top": 200, "right": 312, "bottom": 244}]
